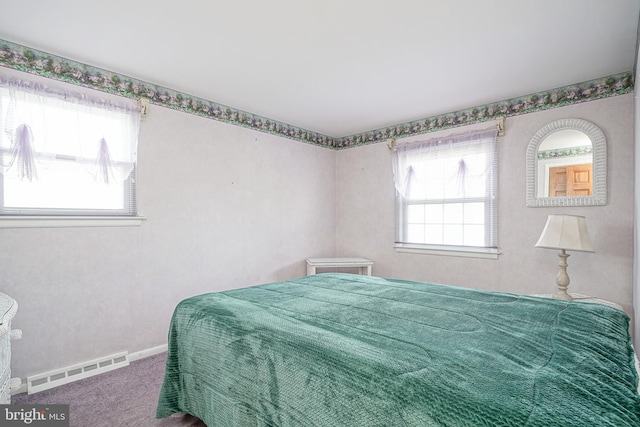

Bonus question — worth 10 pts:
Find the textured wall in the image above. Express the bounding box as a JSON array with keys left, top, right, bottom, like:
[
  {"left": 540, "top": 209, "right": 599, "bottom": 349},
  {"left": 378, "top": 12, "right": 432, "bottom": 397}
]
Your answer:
[
  {"left": 336, "top": 94, "right": 634, "bottom": 316},
  {"left": 1, "top": 70, "right": 337, "bottom": 379},
  {"left": 1, "top": 69, "right": 634, "bottom": 381}
]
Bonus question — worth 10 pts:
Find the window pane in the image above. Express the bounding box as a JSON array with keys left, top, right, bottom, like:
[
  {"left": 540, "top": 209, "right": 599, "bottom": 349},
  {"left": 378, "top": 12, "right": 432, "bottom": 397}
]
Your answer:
[
  {"left": 407, "top": 204, "right": 425, "bottom": 223},
  {"left": 463, "top": 225, "right": 485, "bottom": 246},
  {"left": 407, "top": 224, "right": 425, "bottom": 243},
  {"left": 424, "top": 224, "right": 443, "bottom": 245},
  {"left": 424, "top": 204, "right": 443, "bottom": 224},
  {"left": 443, "top": 203, "right": 463, "bottom": 224},
  {"left": 394, "top": 127, "right": 498, "bottom": 250},
  {"left": 463, "top": 202, "right": 485, "bottom": 224},
  {"left": 4, "top": 160, "right": 124, "bottom": 210},
  {"left": 0, "top": 79, "right": 139, "bottom": 215},
  {"left": 443, "top": 224, "right": 463, "bottom": 246}
]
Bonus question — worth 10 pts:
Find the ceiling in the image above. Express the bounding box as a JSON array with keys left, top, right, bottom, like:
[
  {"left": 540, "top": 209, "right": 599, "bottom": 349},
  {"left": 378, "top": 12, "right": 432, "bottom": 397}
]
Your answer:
[{"left": 0, "top": 1, "right": 638, "bottom": 138}]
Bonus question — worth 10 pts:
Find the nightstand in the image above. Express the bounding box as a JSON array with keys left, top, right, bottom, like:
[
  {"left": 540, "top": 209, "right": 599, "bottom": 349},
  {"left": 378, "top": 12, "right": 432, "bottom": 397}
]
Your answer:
[{"left": 532, "top": 293, "right": 623, "bottom": 311}]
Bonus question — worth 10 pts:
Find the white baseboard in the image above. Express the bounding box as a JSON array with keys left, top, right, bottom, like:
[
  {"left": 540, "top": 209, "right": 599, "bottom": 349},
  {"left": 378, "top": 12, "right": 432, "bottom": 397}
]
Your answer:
[
  {"left": 14, "top": 343, "right": 168, "bottom": 396},
  {"left": 128, "top": 344, "right": 168, "bottom": 362},
  {"left": 27, "top": 351, "right": 129, "bottom": 395}
]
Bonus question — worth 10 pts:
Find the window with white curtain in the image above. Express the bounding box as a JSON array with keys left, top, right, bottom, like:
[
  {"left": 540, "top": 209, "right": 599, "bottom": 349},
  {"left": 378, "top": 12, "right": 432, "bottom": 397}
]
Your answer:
[
  {"left": 392, "top": 126, "right": 498, "bottom": 257},
  {"left": 0, "top": 77, "right": 140, "bottom": 216}
]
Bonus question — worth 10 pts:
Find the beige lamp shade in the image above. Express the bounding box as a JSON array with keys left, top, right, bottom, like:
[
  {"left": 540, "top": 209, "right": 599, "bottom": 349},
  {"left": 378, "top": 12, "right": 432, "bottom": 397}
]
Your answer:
[{"left": 535, "top": 214, "right": 594, "bottom": 252}]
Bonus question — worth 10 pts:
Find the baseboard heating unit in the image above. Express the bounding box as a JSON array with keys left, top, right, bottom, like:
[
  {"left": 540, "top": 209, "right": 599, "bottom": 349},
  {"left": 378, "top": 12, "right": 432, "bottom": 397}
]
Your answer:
[{"left": 26, "top": 351, "right": 129, "bottom": 394}]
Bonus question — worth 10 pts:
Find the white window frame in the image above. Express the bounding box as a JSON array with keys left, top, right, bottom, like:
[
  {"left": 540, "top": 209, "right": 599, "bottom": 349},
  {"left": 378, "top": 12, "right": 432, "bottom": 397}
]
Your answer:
[
  {"left": 0, "top": 75, "right": 145, "bottom": 228},
  {"left": 392, "top": 126, "right": 500, "bottom": 259}
]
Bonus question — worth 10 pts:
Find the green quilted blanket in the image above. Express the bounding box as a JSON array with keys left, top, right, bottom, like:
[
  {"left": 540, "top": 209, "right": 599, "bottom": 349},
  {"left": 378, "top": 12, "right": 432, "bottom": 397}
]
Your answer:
[{"left": 157, "top": 273, "right": 640, "bottom": 426}]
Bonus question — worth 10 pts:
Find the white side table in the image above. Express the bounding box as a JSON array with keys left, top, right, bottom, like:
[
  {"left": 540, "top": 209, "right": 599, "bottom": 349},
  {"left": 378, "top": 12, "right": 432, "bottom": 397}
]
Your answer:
[{"left": 306, "top": 258, "right": 373, "bottom": 276}]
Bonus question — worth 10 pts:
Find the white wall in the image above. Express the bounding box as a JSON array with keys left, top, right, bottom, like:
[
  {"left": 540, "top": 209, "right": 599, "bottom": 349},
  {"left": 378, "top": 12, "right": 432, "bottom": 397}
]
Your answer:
[
  {"left": 1, "top": 70, "right": 635, "bottom": 381},
  {"left": 337, "top": 94, "right": 634, "bottom": 317},
  {"left": 1, "top": 71, "right": 337, "bottom": 379}
]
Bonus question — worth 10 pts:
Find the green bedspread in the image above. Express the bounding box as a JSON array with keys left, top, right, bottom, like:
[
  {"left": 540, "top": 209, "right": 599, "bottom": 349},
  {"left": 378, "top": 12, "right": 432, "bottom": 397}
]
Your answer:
[{"left": 157, "top": 273, "right": 640, "bottom": 426}]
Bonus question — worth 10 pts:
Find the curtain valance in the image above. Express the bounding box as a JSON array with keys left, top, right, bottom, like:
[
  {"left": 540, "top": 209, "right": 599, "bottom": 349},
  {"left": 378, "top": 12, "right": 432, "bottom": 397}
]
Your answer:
[{"left": 0, "top": 76, "right": 140, "bottom": 183}]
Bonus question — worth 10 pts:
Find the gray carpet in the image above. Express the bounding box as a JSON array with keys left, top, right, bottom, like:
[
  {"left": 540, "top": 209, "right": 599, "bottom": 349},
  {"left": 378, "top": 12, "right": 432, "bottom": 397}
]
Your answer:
[{"left": 12, "top": 352, "right": 206, "bottom": 427}]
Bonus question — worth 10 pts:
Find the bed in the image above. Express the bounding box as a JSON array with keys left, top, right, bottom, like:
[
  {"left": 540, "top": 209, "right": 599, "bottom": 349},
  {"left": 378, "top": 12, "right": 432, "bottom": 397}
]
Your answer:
[{"left": 156, "top": 273, "right": 640, "bottom": 426}]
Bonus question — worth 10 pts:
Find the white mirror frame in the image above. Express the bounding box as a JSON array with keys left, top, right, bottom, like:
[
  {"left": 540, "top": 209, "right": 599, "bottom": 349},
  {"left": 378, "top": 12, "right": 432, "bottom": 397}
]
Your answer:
[{"left": 526, "top": 118, "right": 606, "bottom": 207}]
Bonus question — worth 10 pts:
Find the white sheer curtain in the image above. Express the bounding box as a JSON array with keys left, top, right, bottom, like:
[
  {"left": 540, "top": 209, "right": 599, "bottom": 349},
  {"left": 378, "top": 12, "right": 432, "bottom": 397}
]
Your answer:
[
  {"left": 392, "top": 126, "right": 498, "bottom": 200},
  {"left": 6, "top": 123, "right": 37, "bottom": 181},
  {"left": 391, "top": 125, "right": 499, "bottom": 249},
  {"left": 0, "top": 77, "right": 140, "bottom": 184}
]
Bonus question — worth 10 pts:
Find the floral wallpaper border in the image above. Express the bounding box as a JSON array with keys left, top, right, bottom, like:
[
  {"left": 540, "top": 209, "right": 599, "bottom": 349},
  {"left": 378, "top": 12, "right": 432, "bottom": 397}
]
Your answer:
[
  {"left": 0, "top": 39, "right": 634, "bottom": 150},
  {"left": 537, "top": 145, "right": 592, "bottom": 160},
  {"left": 335, "top": 73, "right": 634, "bottom": 149},
  {"left": 0, "top": 39, "right": 333, "bottom": 148}
]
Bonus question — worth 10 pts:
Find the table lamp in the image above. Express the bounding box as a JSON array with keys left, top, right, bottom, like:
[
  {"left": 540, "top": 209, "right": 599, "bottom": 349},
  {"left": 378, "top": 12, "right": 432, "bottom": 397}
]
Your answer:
[{"left": 535, "top": 214, "right": 594, "bottom": 300}]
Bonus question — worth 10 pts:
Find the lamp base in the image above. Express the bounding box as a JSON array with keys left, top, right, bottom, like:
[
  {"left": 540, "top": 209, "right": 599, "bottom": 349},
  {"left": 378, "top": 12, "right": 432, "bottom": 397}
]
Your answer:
[
  {"left": 554, "top": 249, "right": 572, "bottom": 301},
  {"left": 552, "top": 290, "right": 573, "bottom": 301}
]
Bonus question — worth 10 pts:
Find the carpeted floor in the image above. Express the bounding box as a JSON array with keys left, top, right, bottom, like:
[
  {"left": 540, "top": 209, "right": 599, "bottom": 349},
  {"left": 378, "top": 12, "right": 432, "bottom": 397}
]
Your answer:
[{"left": 12, "top": 352, "right": 206, "bottom": 427}]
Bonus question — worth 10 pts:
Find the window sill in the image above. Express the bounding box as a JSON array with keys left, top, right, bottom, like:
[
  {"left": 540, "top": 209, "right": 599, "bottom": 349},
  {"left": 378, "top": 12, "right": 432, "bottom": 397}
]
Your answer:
[
  {"left": 0, "top": 215, "right": 146, "bottom": 228},
  {"left": 394, "top": 243, "right": 500, "bottom": 259}
]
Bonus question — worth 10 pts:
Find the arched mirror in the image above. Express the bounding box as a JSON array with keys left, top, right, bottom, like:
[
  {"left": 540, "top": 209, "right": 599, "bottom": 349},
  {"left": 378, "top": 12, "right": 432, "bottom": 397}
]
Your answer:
[{"left": 526, "top": 118, "right": 606, "bottom": 207}]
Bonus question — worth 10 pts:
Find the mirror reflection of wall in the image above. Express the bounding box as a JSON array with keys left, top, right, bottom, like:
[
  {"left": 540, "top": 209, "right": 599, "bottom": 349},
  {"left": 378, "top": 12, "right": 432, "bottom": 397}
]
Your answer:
[{"left": 536, "top": 130, "right": 593, "bottom": 198}]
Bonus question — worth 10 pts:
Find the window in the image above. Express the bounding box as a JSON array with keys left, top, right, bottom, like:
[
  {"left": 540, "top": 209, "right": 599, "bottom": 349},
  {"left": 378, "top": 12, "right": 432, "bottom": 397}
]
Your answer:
[
  {"left": 392, "top": 127, "right": 498, "bottom": 257},
  {"left": 0, "top": 77, "right": 140, "bottom": 217}
]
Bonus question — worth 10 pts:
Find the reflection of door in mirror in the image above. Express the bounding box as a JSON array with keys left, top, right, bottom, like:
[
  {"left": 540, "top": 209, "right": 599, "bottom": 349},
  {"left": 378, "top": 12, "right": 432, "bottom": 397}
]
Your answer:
[
  {"left": 548, "top": 164, "right": 592, "bottom": 196},
  {"left": 536, "top": 129, "right": 593, "bottom": 198}
]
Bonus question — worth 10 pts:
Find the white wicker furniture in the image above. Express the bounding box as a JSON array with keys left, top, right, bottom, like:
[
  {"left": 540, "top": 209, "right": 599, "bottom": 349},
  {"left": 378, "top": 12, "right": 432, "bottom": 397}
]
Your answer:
[{"left": 0, "top": 293, "right": 20, "bottom": 404}]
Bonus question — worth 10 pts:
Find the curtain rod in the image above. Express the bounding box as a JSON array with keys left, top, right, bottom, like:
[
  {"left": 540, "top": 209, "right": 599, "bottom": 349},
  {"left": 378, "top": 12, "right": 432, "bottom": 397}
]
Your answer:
[{"left": 387, "top": 116, "right": 504, "bottom": 150}]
